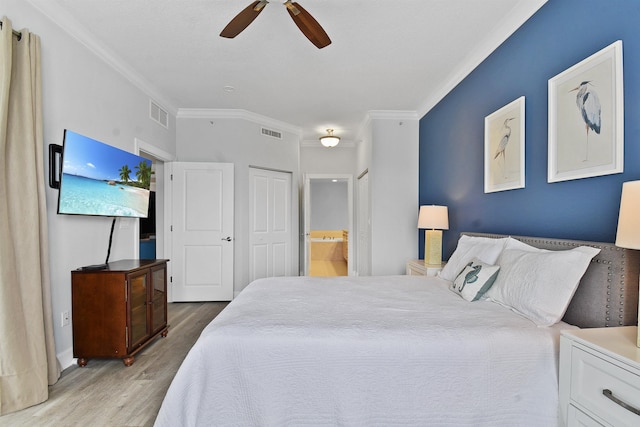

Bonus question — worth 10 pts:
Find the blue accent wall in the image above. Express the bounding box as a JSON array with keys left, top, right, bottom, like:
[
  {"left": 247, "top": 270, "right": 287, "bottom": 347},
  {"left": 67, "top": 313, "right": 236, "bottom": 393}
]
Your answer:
[{"left": 419, "top": 0, "right": 640, "bottom": 259}]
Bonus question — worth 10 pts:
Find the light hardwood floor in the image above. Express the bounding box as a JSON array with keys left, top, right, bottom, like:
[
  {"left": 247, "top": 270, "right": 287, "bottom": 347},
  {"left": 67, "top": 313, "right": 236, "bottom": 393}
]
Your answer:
[{"left": 0, "top": 302, "right": 228, "bottom": 427}]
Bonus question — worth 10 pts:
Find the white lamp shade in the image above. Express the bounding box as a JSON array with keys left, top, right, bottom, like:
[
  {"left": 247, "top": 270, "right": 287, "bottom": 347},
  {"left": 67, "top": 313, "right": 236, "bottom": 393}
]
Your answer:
[
  {"left": 319, "top": 129, "right": 340, "bottom": 147},
  {"left": 616, "top": 180, "right": 640, "bottom": 250},
  {"left": 320, "top": 136, "right": 340, "bottom": 147},
  {"left": 418, "top": 205, "right": 449, "bottom": 230}
]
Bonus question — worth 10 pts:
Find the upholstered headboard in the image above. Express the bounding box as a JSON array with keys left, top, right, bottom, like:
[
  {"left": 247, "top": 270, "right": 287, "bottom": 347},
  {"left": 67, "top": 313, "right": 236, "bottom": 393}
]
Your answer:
[{"left": 463, "top": 232, "right": 640, "bottom": 328}]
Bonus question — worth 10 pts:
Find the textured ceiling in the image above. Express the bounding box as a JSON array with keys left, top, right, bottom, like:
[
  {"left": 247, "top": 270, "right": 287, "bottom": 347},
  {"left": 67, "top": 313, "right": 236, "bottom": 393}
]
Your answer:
[{"left": 27, "top": 0, "right": 547, "bottom": 142}]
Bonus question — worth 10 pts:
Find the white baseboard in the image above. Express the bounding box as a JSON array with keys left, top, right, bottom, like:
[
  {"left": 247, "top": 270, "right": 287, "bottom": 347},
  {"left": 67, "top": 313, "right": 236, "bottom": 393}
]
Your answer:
[{"left": 57, "top": 347, "right": 76, "bottom": 370}]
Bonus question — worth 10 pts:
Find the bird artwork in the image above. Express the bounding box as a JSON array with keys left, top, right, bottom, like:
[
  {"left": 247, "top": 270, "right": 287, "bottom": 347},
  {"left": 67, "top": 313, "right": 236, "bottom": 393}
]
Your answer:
[
  {"left": 570, "top": 81, "right": 601, "bottom": 161},
  {"left": 494, "top": 117, "right": 515, "bottom": 179}
]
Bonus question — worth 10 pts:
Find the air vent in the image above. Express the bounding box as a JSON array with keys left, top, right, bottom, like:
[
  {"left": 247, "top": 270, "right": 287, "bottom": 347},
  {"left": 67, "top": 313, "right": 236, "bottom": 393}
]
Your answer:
[
  {"left": 261, "top": 127, "right": 282, "bottom": 140},
  {"left": 150, "top": 100, "right": 169, "bottom": 129}
]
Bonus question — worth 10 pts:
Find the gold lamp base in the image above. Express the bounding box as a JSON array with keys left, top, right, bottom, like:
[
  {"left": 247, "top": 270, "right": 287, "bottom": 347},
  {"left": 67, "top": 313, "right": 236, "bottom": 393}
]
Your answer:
[{"left": 424, "top": 229, "right": 443, "bottom": 267}]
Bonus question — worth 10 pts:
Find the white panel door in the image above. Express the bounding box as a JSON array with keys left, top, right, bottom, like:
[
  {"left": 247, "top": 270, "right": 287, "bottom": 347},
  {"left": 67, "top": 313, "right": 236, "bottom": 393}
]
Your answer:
[
  {"left": 171, "top": 162, "right": 234, "bottom": 301},
  {"left": 249, "top": 167, "right": 292, "bottom": 282}
]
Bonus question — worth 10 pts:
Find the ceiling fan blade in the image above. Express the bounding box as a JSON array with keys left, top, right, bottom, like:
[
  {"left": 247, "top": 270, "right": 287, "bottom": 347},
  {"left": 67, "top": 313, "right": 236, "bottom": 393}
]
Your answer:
[
  {"left": 285, "top": 1, "right": 331, "bottom": 49},
  {"left": 220, "top": 1, "right": 268, "bottom": 39}
]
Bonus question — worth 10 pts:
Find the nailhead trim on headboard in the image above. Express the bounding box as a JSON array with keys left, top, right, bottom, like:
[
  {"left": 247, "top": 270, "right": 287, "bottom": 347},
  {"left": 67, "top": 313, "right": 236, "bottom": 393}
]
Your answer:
[{"left": 462, "top": 232, "right": 640, "bottom": 328}]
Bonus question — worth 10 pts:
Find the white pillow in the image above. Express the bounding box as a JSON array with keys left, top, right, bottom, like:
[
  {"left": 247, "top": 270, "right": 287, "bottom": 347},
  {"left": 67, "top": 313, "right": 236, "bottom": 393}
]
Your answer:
[
  {"left": 485, "top": 245, "right": 600, "bottom": 326},
  {"left": 502, "top": 237, "right": 541, "bottom": 252},
  {"left": 438, "top": 235, "right": 508, "bottom": 281},
  {"left": 450, "top": 258, "right": 500, "bottom": 301}
]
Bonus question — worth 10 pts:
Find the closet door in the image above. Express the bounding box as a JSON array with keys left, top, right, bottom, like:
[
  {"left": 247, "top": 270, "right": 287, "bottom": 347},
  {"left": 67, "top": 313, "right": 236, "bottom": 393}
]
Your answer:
[{"left": 249, "top": 167, "right": 293, "bottom": 281}]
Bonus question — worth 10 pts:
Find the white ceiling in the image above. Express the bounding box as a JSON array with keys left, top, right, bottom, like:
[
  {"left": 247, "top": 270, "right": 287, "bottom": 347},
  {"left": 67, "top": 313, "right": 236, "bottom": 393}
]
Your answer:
[{"left": 27, "top": 0, "right": 547, "bottom": 142}]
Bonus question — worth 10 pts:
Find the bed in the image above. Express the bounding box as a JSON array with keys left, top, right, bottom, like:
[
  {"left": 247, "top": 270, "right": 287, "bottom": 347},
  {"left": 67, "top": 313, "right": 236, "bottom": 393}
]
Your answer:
[{"left": 155, "top": 233, "right": 640, "bottom": 426}]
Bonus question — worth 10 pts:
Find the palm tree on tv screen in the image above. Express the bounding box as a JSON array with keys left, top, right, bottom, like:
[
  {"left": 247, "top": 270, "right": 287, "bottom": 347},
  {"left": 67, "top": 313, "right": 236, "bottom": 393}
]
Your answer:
[
  {"left": 135, "top": 161, "right": 152, "bottom": 189},
  {"left": 119, "top": 165, "right": 131, "bottom": 183}
]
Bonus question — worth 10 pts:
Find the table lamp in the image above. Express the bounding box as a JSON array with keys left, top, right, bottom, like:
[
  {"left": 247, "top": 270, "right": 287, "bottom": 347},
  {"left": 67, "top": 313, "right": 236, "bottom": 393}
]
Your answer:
[
  {"left": 615, "top": 180, "right": 640, "bottom": 347},
  {"left": 418, "top": 205, "right": 449, "bottom": 267}
]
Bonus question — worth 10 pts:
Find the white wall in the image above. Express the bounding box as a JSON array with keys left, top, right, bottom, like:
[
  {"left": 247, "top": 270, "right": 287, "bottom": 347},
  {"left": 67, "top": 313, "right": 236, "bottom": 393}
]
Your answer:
[
  {"left": 6, "top": 1, "right": 420, "bottom": 370},
  {"left": 300, "top": 143, "right": 358, "bottom": 175},
  {"left": 360, "top": 113, "right": 419, "bottom": 275},
  {"left": 310, "top": 181, "right": 349, "bottom": 230},
  {"left": 176, "top": 114, "right": 300, "bottom": 295},
  {"left": 6, "top": 0, "right": 177, "bottom": 368}
]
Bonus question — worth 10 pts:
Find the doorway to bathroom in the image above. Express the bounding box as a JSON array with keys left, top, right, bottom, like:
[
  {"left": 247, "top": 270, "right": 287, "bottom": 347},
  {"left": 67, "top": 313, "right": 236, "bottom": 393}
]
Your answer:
[
  {"left": 136, "top": 138, "right": 174, "bottom": 263},
  {"left": 303, "top": 174, "right": 353, "bottom": 277}
]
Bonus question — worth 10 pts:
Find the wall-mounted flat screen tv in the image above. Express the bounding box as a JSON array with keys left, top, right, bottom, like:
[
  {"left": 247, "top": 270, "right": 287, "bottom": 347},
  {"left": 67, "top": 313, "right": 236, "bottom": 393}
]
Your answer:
[{"left": 57, "top": 129, "right": 152, "bottom": 218}]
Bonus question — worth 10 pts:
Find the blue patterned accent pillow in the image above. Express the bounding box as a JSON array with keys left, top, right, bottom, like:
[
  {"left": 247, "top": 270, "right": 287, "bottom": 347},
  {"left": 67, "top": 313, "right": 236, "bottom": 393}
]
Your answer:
[{"left": 450, "top": 257, "right": 500, "bottom": 301}]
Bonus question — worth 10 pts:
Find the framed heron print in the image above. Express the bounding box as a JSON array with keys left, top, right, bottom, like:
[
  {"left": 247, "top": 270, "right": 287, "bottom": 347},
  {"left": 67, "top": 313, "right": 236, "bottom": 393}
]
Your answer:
[
  {"left": 548, "top": 40, "right": 623, "bottom": 183},
  {"left": 484, "top": 96, "right": 525, "bottom": 193}
]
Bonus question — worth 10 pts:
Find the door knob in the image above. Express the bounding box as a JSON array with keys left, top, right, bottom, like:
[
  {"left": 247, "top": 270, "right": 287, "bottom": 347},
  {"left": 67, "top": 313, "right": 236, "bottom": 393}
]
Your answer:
[{"left": 222, "top": 236, "right": 232, "bottom": 241}]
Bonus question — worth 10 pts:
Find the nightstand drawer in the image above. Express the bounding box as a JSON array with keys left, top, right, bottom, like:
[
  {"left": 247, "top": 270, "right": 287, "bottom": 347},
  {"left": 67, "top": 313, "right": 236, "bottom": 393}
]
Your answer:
[
  {"left": 567, "top": 405, "right": 604, "bottom": 426},
  {"left": 571, "top": 346, "right": 640, "bottom": 426}
]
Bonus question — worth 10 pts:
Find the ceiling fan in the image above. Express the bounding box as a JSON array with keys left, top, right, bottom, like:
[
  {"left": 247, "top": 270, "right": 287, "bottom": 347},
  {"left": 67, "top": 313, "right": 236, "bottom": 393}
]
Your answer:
[{"left": 220, "top": 0, "right": 332, "bottom": 49}]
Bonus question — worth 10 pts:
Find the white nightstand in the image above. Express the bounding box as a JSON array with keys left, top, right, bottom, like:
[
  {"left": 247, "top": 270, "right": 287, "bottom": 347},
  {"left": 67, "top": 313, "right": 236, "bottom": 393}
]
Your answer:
[
  {"left": 405, "top": 259, "right": 444, "bottom": 277},
  {"left": 559, "top": 326, "right": 640, "bottom": 426}
]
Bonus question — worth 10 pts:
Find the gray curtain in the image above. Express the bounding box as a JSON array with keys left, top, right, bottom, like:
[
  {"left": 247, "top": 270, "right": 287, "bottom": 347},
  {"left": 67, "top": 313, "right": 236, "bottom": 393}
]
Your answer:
[{"left": 0, "top": 16, "right": 61, "bottom": 415}]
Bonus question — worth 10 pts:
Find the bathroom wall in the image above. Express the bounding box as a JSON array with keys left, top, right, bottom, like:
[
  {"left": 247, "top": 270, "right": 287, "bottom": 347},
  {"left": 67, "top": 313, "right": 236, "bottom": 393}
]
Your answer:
[{"left": 310, "top": 180, "right": 349, "bottom": 230}]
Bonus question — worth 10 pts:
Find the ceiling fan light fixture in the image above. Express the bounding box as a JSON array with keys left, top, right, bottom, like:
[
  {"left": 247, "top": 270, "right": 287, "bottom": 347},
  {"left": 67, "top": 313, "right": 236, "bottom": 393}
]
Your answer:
[
  {"left": 320, "top": 129, "right": 340, "bottom": 148},
  {"left": 220, "top": 0, "right": 331, "bottom": 49},
  {"left": 284, "top": 1, "right": 300, "bottom": 15}
]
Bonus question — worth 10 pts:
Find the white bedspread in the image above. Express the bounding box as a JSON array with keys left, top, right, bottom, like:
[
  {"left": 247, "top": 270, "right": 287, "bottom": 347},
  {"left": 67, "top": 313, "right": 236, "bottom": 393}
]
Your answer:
[{"left": 155, "top": 275, "right": 573, "bottom": 426}]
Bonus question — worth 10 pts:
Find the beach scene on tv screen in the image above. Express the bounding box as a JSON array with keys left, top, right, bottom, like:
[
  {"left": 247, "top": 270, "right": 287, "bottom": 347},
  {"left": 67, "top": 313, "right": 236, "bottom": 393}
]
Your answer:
[{"left": 58, "top": 130, "right": 151, "bottom": 217}]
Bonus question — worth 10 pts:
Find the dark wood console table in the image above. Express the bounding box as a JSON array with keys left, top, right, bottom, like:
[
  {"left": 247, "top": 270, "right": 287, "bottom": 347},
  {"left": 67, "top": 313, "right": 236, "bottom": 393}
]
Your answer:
[{"left": 71, "top": 259, "right": 169, "bottom": 367}]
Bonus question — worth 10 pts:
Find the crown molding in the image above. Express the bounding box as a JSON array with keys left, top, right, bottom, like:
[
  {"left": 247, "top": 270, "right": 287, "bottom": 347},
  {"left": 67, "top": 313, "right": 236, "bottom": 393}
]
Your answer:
[
  {"left": 366, "top": 110, "right": 419, "bottom": 121},
  {"left": 27, "top": 0, "right": 178, "bottom": 116},
  {"left": 177, "top": 108, "right": 303, "bottom": 138},
  {"left": 356, "top": 110, "right": 419, "bottom": 141},
  {"left": 417, "top": 0, "right": 547, "bottom": 117}
]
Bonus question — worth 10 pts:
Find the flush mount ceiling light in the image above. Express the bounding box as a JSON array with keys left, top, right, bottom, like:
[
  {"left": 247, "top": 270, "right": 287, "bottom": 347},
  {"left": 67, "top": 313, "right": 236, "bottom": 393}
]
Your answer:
[{"left": 319, "top": 129, "right": 340, "bottom": 148}]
